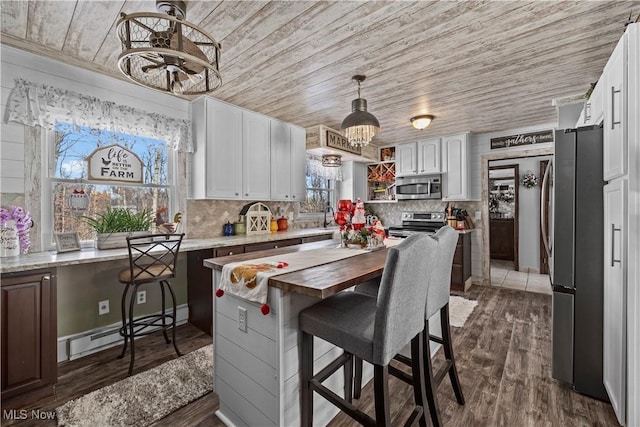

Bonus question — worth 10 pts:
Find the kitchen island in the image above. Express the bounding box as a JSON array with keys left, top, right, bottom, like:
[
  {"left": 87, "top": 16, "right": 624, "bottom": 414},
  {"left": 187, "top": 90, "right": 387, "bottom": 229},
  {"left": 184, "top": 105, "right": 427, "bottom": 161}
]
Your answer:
[{"left": 204, "top": 240, "right": 442, "bottom": 427}]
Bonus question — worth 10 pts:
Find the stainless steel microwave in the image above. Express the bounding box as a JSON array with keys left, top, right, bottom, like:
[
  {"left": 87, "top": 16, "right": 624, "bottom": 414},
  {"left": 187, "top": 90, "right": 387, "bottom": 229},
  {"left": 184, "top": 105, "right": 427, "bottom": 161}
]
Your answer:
[{"left": 395, "top": 175, "right": 442, "bottom": 200}]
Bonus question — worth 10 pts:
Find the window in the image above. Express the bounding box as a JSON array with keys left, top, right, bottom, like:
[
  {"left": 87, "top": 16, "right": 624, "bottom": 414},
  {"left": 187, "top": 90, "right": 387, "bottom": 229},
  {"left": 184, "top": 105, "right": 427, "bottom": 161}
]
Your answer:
[
  {"left": 300, "top": 155, "right": 337, "bottom": 214},
  {"left": 43, "top": 122, "right": 175, "bottom": 246}
]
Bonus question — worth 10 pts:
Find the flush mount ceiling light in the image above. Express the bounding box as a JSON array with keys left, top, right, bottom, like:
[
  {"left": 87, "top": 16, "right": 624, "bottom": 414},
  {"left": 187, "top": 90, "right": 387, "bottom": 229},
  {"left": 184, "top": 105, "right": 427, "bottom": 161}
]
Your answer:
[
  {"left": 341, "top": 75, "right": 380, "bottom": 147},
  {"left": 321, "top": 154, "right": 342, "bottom": 167},
  {"left": 410, "top": 114, "right": 434, "bottom": 130},
  {"left": 117, "top": 0, "right": 222, "bottom": 96}
]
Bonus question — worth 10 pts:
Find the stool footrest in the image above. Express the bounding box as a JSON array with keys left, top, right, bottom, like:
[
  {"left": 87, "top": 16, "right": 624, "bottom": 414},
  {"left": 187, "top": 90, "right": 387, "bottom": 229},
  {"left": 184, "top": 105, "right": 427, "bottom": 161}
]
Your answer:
[
  {"left": 389, "top": 364, "right": 413, "bottom": 385},
  {"left": 310, "top": 378, "right": 375, "bottom": 427},
  {"left": 433, "top": 360, "right": 453, "bottom": 386},
  {"left": 429, "top": 334, "right": 444, "bottom": 345},
  {"left": 119, "top": 313, "right": 175, "bottom": 339}
]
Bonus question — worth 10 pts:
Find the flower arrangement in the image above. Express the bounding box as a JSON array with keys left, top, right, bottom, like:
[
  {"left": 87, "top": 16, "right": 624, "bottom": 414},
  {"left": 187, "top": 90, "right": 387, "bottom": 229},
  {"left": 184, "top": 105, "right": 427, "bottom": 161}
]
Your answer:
[
  {"left": 0, "top": 206, "right": 32, "bottom": 254},
  {"left": 520, "top": 171, "right": 538, "bottom": 189}
]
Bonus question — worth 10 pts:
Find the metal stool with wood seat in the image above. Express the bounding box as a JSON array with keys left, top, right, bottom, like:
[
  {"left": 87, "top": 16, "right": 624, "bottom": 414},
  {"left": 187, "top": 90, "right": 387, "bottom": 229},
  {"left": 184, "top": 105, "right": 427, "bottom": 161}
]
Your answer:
[
  {"left": 299, "top": 234, "right": 440, "bottom": 427},
  {"left": 352, "top": 226, "right": 464, "bottom": 426},
  {"left": 117, "top": 233, "right": 184, "bottom": 375}
]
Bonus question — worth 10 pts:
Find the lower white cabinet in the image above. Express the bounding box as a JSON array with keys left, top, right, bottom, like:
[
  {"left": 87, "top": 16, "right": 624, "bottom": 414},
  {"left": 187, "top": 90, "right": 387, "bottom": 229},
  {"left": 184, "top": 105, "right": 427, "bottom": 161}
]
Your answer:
[
  {"left": 270, "top": 120, "right": 306, "bottom": 201},
  {"left": 603, "top": 178, "right": 627, "bottom": 426},
  {"left": 441, "top": 133, "right": 470, "bottom": 201}
]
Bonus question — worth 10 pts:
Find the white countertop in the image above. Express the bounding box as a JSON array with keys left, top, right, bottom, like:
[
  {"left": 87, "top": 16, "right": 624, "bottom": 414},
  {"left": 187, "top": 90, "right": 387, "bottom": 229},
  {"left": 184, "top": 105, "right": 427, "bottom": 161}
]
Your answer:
[{"left": 0, "top": 228, "right": 337, "bottom": 274}]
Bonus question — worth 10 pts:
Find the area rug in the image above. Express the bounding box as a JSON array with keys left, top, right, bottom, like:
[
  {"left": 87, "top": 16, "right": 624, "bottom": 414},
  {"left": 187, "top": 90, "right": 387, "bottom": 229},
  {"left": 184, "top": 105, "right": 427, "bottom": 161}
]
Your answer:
[
  {"left": 449, "top": 295, "right": 478, "bottom": 328},
  {"left": 56, "top": 344, "right": 213, "bottom": 427}
]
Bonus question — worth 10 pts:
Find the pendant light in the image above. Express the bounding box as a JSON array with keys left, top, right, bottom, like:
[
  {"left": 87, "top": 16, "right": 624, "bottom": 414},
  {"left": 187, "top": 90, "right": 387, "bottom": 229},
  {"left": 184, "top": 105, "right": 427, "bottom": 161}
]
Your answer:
[{"left": 341, "top": 75, "right": 380, "bottom": 147}]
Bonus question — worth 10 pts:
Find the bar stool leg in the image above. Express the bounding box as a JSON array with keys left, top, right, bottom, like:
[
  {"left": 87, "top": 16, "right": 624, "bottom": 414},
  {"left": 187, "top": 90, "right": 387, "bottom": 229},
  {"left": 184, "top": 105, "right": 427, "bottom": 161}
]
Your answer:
[
  {"left": 410, "top": 333, "right": 429, "bottom": 427},
  {"left": 373, "top": 364, "right": 391, "bottom": 425},
  {"left": 160, "top": 281, "right": 170, "bottom": 344},
  {"left": 165, "top": 280, "right": 182, "bottom": 356},
  {"left": 422, "top": 325, "right": 443, "bottom": 427},
  {"left": 441, "top": 304, "right": 465, "bottom": 404},
  {"left": 353, "top": 356, "right": 363, "bottom": 399},
  {"left": 118, "top": 283, "right": 131, "bottom": 360},
  {"left": 127, "top": 283, "right": 139, "bottom": 376},
  {"left": 301, "top": 331, "right": 313, "bottom": 427},
  {"left": 343, "top": 353, "right": 353, "bottom": 404}
]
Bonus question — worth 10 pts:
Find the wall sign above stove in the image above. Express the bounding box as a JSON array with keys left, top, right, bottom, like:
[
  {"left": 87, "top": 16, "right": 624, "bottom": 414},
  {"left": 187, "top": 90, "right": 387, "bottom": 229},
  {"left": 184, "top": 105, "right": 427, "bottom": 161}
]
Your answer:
[{"left": 490, "top": 130, "right": 554, "bottom": 150}]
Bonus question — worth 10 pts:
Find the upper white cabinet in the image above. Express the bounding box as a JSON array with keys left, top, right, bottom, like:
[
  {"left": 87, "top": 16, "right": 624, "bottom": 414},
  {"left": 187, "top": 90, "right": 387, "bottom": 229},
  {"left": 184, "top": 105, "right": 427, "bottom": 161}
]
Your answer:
[
  {"left": 191, "top": 97, "right": 243, "bottom": 199},
  {"left": 441, "top": 133, "right": 470, "bottom": 201},
  {"left": 395, "top": 138, "right": 441, "bottom": 177},
  {"left": 395, "top": 142, "right": 417, "bottom": 176},
  {"left": 577, "top": 80, "right": 604, "bottom": 127},
  {"left": 603, "top": 32, "right": 627, "bottom": 181},
  {"left": 191, "top": 98, "right": 271, "bottom": 200},
  {"left": 270, "top": 120, "right": 306, "bottom": 201},
  {"left": 242, "top": 111, "right": 271, "bottom": 199},
  {"left": 417, "top": 138, "right": 441, "bottom": 174}
]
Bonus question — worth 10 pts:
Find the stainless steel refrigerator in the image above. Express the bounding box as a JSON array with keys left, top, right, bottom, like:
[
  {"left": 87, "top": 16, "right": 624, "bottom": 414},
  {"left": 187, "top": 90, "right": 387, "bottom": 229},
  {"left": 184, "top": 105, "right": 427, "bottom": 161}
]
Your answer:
[{"left": 550, "top": 125, "right": 608, "bottom": 401}]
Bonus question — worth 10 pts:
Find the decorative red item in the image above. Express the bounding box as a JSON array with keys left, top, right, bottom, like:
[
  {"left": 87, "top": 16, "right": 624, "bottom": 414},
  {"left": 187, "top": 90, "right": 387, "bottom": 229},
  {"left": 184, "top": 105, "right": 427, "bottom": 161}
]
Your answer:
[
  {"left": 215, "top": 288, "right": 224, "bottom": 297},
  {"left": 276, "top": 262, "right": 289, "bottom": 268},
  {"left": 260, "top": 304, "right": 270, "bottom": 315}
]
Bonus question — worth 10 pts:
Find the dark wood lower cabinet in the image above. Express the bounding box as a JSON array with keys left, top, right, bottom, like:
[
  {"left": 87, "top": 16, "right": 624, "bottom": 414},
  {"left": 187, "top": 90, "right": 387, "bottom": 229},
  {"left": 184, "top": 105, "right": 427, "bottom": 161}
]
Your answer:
[
  {"left": 1, "top": 268, "right": 57, "bottom": 402},
  {"left": 490, "top": 218, "right": 515, "bottom": 260},
  {"left": 187, "top": 235, "right": 332, "bottom": 335},
  {"left": 451, "top": 233, "right": 471, "bottom": 292}
]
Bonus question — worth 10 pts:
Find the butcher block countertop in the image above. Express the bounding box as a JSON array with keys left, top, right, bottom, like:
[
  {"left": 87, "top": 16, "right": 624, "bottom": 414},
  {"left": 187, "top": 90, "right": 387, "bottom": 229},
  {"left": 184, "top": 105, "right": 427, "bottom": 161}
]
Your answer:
[
  {"left": 0, "top": 228, "right": 336, "bottom": 274},
  {"left": 204, "top": 239, "right": 389, "bottom": 299}
]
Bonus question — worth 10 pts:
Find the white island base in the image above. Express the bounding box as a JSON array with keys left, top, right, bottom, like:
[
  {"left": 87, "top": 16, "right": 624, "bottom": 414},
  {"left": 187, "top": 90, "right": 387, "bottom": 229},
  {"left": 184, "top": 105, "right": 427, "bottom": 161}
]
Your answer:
[{"left": 212, "top": 270, "right": 442, "bottom": 426}]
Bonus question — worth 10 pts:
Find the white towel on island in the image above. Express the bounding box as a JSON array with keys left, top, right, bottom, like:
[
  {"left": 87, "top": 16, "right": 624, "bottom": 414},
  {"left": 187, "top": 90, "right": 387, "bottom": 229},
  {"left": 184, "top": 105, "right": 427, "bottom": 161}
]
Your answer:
[{"left": 218, "top": 247, "right": 368, "bottom": 308}]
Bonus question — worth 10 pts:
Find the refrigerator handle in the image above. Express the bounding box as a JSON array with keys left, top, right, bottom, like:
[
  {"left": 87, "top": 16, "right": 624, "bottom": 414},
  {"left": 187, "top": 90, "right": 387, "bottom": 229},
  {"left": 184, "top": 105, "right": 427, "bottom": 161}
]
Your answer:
[
  {"left": 611, "top": 224, "right": 621, "bottom": 266},
  {"left": 541, "top": 159, "right": 553, "bottom": 257}
]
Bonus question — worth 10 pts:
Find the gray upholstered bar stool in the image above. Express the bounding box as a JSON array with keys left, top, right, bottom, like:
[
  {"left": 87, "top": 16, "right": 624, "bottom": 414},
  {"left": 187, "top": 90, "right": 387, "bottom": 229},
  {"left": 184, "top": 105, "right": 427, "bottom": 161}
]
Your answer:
[
  {"left": 299, "top": 233, "right": 439, "bottom": 427},
  {"left": 117, "top": 233, "right": 184, "bottom": 376},
  {"left": 353, "top": 226, "right": 464, "bottom": 426}
]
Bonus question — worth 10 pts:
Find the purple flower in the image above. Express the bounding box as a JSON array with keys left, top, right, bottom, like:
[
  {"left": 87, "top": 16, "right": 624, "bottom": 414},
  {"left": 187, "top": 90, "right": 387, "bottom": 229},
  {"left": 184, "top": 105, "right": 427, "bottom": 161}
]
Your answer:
[{"left": 1, "top": 205, "right": 32, "bottom": 254}]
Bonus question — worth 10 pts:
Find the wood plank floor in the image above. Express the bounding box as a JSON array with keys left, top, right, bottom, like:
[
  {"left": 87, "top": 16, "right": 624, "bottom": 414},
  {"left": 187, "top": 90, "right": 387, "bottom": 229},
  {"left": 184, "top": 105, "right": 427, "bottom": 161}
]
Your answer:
[{"left": 2, "top": 285, "right": 618, "bottom": 426}]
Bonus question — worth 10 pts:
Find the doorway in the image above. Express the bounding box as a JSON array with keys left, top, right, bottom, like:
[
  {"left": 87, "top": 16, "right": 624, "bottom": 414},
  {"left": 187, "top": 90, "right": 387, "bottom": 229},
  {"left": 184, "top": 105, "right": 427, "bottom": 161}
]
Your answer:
[
  {"left": 489, "top": 164, "right": 519, "bottom": 271},
  {"left": 481, "top": 147, "right": 554, "bottom": 293}
]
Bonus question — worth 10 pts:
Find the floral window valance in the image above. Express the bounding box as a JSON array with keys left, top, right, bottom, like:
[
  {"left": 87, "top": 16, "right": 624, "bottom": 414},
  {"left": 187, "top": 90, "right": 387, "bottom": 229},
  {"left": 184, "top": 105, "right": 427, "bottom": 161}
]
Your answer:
[{"left": 6, "top": 79, "right": 193, "bottom": 153}]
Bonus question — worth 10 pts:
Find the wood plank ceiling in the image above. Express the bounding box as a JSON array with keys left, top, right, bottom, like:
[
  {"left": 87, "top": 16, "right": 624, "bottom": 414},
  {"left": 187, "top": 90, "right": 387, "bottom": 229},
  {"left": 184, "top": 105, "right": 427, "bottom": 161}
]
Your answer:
[{"left": 1, "top": 1, "right": 638, "bottom": 146}]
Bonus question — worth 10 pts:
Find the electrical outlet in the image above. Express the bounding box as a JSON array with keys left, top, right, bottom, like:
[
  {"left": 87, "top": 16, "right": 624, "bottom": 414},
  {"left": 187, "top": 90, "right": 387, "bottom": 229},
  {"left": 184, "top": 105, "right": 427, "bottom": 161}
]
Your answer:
[
  {"left": 137, "top": 290, "right": 146, "bottom": 304},
  {"left": 475, "top": 211, "right": 481, "bottom": 221},
  {"left": 98, "top": 300, "right": 109, "bottom": 315},
  {"left": 238, "top": 306, "right": 247, "bottom": 332},
  {"left": 287, "top": 211, "right": 293, "bottom": 221}
]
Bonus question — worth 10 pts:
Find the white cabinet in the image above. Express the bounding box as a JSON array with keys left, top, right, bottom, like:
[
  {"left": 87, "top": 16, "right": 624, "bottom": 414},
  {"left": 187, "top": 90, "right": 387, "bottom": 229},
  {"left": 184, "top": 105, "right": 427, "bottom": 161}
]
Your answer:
[
  {"left": 417, "top": 138, "right": 441, "bottom": 174},
  {"left": 395, "top": 142, "right": 417, "bottom": 176},
  {"left": 242, "top": 111, "right": 271, "bottom": 200},
  {"left": 576, "top": 81, "right": 605, "bottom": 127},
  {"left": 603, "top": 178, "right": 627, "bottom": 426},
  {"left": 191, "top": 98, "right": 272, "bottom": 200},
  {"left": 603, "top": 33, "right": 627, "bottom": 181},
  {"left": 338, "top": 161, "right": 368, "bottom": 201},
  {"left": 396, "top": 139, "right": 441, "bottom": 176},
  {"left": 191, "top": 97, "right": 243, "bottom": 199},
  {"left": 441, "top": 133, "right": 470, "bottom": 201},
  {"left": 270, "top": 120, "right": 306, "bottom": 201}
]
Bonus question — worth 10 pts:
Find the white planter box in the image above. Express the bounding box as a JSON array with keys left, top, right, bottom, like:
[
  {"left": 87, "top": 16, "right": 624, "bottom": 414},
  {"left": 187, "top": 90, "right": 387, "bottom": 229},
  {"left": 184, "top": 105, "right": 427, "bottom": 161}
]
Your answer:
[{"left": 95, "top": 231, "right": 150, "bottom": 249}]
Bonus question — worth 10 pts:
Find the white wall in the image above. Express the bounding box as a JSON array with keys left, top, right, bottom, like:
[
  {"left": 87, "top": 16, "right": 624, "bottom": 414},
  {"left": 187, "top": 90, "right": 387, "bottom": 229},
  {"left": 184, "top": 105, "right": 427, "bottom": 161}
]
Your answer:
[
  {"left": 469, "top": 123, "right": 556, "bottom": 201},
  {"left": 0, "top": 45, "right": 190, "bottom": 195},
  {"left": 490, "top": 156, "right": 552, "bottom": 272}
]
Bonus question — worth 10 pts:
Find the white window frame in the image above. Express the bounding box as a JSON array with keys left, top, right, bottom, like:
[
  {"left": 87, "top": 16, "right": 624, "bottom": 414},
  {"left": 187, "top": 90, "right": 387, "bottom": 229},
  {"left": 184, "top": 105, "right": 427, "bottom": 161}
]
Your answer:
[{"left": 41, "top": 127, "right": 178, "bottom": 250}]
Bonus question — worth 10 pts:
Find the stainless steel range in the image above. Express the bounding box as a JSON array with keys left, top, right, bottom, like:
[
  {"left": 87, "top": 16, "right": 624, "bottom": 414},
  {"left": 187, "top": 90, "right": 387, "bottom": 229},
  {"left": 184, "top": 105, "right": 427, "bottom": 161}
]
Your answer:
[{"left": 387, "top": 211, "right": 447, "bottom": 237}]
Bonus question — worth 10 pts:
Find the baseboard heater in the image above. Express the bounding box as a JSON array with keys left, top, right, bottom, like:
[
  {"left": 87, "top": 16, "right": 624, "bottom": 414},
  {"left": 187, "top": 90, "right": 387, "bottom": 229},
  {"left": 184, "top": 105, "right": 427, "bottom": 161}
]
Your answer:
[{"left": 59, "top": 304, "right": 188, "bottom": 362}]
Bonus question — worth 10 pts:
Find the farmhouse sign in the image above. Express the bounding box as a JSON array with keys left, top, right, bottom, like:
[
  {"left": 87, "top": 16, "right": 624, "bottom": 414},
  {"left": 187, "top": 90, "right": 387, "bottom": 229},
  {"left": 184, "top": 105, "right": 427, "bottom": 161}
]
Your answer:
[
  {"left": 490, "top": 130, "right": 554, "bottom": 150},
  {"left": 87, "top": 144, "right": 143, "bottom": 183},
  {"left": 326, "top": 129, "right": 362, "bottom": 155}
]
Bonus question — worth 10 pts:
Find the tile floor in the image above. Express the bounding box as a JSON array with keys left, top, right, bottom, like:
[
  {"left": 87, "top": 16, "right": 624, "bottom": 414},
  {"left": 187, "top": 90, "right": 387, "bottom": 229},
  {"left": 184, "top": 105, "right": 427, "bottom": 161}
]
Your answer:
[{"left": 490, "top": 259, "right": 552, "bottom": 295}]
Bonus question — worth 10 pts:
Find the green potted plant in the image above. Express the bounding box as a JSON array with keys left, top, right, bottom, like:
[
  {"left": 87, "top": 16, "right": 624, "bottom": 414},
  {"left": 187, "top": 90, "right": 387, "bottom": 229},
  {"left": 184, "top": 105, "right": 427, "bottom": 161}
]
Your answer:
[{"left": 84, "top": 208, "right": 153, "bottom": 249}]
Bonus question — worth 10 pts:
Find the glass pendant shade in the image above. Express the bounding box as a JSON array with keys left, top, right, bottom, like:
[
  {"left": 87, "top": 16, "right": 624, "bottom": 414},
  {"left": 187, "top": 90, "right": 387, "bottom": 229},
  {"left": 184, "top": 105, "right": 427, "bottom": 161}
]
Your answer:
[{"left": 341, "top": 76, "right": 380, "bottom": 147}]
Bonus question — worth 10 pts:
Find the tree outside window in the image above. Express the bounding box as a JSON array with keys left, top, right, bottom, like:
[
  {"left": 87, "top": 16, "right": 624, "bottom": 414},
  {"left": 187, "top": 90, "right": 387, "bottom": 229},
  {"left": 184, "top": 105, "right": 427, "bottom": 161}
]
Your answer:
[{"left": 48, "top": 122, "right": 173, "bottom": 242}]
